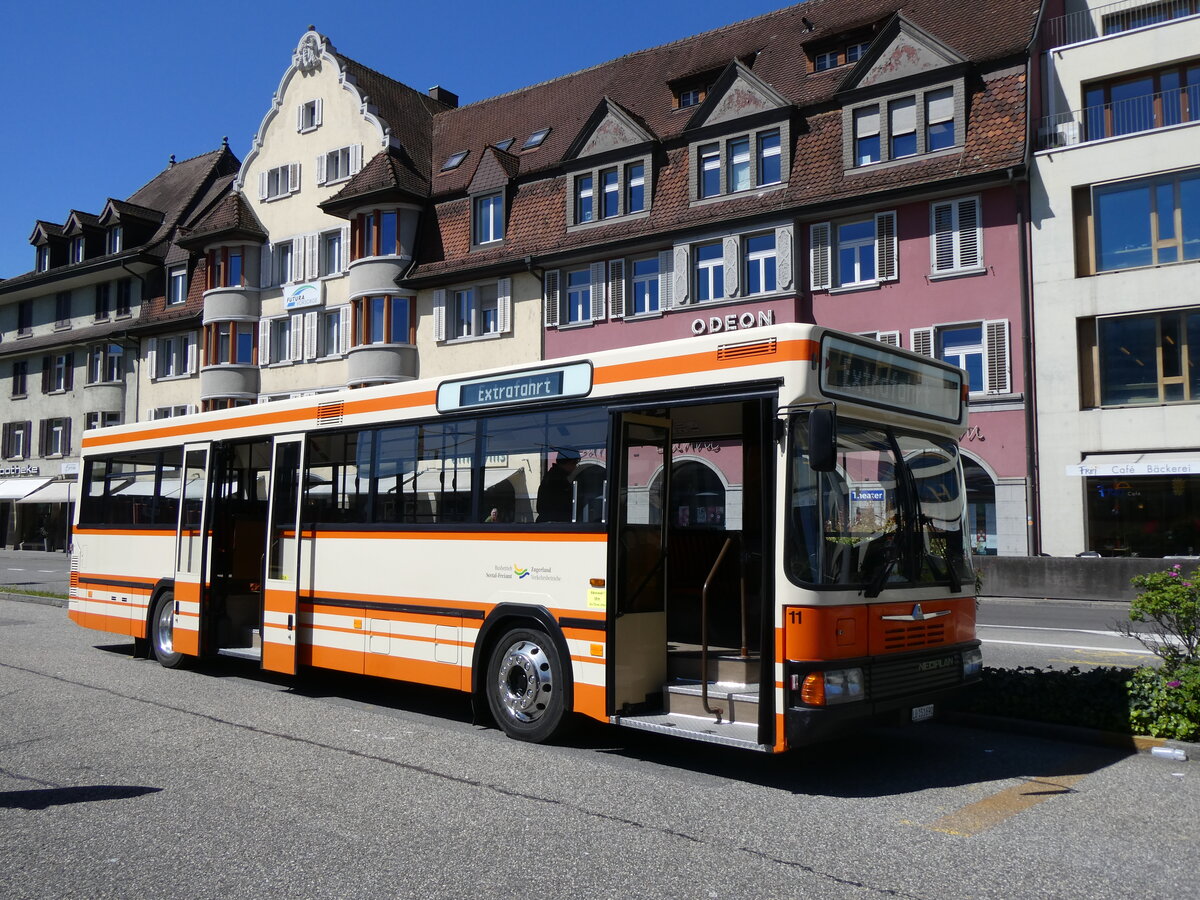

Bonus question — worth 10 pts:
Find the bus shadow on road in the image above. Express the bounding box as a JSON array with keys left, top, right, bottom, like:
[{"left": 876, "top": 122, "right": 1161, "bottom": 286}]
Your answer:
[{"left": 581, "top": 719, "right": 1131, "bottom": 798}]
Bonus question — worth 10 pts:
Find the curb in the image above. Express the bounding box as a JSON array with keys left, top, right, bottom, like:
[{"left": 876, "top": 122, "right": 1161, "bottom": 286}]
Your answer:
[
  {"left": 1, "top": 592, "right": 68, "bottom": 608},
  {"left": 945, "top": 710, "right": 1197, "bottom": 760}
]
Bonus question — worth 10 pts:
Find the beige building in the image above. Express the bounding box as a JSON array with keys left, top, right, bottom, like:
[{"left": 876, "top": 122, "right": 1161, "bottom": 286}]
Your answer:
[{"left": 1032, "top": 1, "right": 1200, "bottom": 557}]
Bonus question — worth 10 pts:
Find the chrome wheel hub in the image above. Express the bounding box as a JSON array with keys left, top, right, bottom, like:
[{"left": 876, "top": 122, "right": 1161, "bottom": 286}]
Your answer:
[
  {"left": 155, "top": 601, "right": 174, "bottom": 656},
  {"left": 496, "top": 639, "right": 553, "bottom": 723}
]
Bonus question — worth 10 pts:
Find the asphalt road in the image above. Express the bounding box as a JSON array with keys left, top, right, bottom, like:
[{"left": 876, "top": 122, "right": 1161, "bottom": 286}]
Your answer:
[{"left": 2, "top": 598, "right": 1196, "bottom": 899}]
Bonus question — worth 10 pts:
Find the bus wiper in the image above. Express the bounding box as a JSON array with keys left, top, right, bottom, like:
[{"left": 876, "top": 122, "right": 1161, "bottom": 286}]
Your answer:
[{"left": 864, "top": 538, "right": 899, "bottom": 598}]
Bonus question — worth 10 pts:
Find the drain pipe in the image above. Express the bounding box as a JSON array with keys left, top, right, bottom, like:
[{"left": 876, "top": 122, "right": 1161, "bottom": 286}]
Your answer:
[{"left": 1008, "top": 167, "right": 1040, "bottom": 556}]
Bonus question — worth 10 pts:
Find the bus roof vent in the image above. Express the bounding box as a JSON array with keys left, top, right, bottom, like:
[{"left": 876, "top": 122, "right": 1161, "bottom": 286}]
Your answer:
[
  {"left": 316, "top": 400, "right": 344, "bottom": 427},
  {"left": 717, "top": 337, "right": 777, "bottom": 361}
]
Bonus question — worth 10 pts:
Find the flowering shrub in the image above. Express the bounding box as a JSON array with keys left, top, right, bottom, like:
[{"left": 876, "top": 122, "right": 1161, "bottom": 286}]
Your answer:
[
  {"left": 1126, "top": 663, "right": 1200, "bottom": 741},
  {"left": 1125, "top": 564, "right": 1200, "bottom": 664}
]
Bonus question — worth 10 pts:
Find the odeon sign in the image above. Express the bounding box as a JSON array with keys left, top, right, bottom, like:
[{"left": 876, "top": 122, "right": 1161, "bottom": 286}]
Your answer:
[{"left": 691, "top": 308, "right": 775, "bottom": 336}]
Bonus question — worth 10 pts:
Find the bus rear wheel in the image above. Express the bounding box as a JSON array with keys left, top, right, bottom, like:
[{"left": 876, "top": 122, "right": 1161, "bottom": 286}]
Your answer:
[
  {"left": 486, "top": 627, "right": 569, "bottom": 743},
  {"left": 150, "top": 592, "right": 187, "bottom": 669}
]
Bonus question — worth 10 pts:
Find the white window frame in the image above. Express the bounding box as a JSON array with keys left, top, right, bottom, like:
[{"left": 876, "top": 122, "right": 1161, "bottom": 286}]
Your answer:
[
  {"left": 727, "top": 137, "right": 751, "bottom": 193},
  {"left": 87, "top": 343, "right": 123, "bottom": 384},
  {"left": 261, "top": 163, "right": 300, "bottom": 200},
  {"left": 809, "top": 212, "right": 898, "bottom": 291},
  {"left": 317, "top": 145, "right": 361, "bottom": 186},
  {"left": 320, "top": 230, "right": 343, "bottom": 276},
  {"left": 474, "top": 193, "right": 505, "bottom": 245},
  {"left": 815, "top": 50, "right": 838, "bottom": 71},
  {"left": 298, "top": 99, "right": 322, "bottom": 133},
  {"left": 436, "top": 279, "right": 511, "bottom": 340},
  {"left": 679, "top": 88, "right": 702, "bottom": 108},
  {"left": 930, "top": 196, "right": 983, "bottom": 276},
  {"left": 168, "top": 266, "right": 187, "bottom": 305},
  {"left": 85, "top": 411, "right": 121, "bottom": 431},
  {"left": 106, "top": 226, "right": 122, "bottom": 254},
  {"left": 36, "top": 246, "right": 49, "bottom": 272},
  {"left": 744, "top": 233, "right": 778, "bottom": 296},
  {"left": 71, "top": 237, "right": 85, "bottom": 264},
  {"left": 626, "top": 162, "right": 646, "bottom": 213},
  {"left": 630, "top": 255, "right": 660, "bottom": 316},
  {"left": 44, "top": 418, "right": 69, "bottom": 457},
  {"left": 694, "top": 242, "right": 725, "bottom": 303},
  {"left": 910, "top": 320, "right": 1011, "bottom": 396}
]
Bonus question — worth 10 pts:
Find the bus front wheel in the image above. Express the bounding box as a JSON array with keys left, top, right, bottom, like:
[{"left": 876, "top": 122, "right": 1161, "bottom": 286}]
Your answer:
[
  {"left": 150, "top": 592, "right": 187, "bottom": 669},
  {"left": 486, "top": 627, "right": 569, "bottom": 743}
]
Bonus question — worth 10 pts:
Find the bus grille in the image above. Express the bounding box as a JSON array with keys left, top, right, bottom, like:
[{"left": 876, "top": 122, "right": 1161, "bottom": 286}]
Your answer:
[
  {"left": 316, "top": 401, "right": 344, "bottom": 426},
  {"left": 868, "top": 650, "right": 962, "bottom": 700},
  {"left": 717, "top": 337, "right": 777, "bottom": 360},
  {"left": 880, "top": 620, "right": 948, "bottom": 651}
]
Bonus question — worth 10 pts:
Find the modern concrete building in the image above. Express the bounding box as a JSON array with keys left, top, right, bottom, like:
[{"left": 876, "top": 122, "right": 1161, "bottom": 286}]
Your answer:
[
  {"left": 1031, "top": 0, "right": 1200, "bottom": 557},
  {"left": 0, "top": 147, "right": 238, "bottom": 548}
]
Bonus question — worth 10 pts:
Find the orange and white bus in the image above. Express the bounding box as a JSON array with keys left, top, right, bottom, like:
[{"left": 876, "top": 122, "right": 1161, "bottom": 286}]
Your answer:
[{"left": 69, "top": 323, "right": 980, "bottom": 752}]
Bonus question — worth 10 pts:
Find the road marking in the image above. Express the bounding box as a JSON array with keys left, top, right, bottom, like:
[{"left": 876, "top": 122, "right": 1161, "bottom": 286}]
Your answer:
[
  {"left": 981, "top": 638, "right": 1155, "bottom": 655},
  {"left": 980, "top": 624, "right": 1125, "bottom": 637},
  {"left": 920, "top": 774, "right": 1087, "bottom": 837}
]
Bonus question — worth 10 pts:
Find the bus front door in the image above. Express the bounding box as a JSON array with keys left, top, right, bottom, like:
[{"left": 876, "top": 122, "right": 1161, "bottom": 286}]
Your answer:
[
  {"left": 612, "top": 413, "right": 671, "bottom": 712},
  {"left": 262, "top": 435, "right": 305, "bottom": 674},
  {"left": 173, "top": 442, "right": 213, "bottom": 657}
]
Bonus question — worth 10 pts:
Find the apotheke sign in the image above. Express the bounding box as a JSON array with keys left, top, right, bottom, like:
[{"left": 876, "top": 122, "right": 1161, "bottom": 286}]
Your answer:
[
  {"left": 691, "top": 308, "right": 775, "bottom": 335},
  {"left": 1066, "top": 459, "right": 1200, "bottom": 477}
]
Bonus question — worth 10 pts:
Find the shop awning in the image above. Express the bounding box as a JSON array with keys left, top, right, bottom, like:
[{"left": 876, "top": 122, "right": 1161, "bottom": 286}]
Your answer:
[
  {"left": 1065, "top": 452, "right": 1200, "bottom": 477},
  {"left": 0, "top": 478, "right": 51, "bottom": 500},
  {"left": 16, "top": 479, "right": 77, "bottom": 504}
]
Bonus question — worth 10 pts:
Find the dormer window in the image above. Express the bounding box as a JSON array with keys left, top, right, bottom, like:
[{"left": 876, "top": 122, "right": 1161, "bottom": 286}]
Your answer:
[
  {"left": 844, "top": 82, "right": 963, "bottom": 169},
  {"left": 71, "top": 237, "right": 85, "bottom": 264},
  {"left": 810, "top": 35, "right": 874, "bottom": 72},
  {"left": 679, "top": 88, "right": 703, "bottom": 108},
  {"left": 473, "top": 193, "right": 505, "bottom": 245},
  {"left": 691, "top": 127, "right": 787, "bottom": 202},
  {"left": 106, "top": 226, "right": 123, "bottom": 254},
  {"left": 566, "top": 154, "right": 653, "bottom": 229},
  {"left": 36, "top": 246, "right": 49, "bottom": 272},
  {"left": 814, "top": 51, "right": 839, "bottom": 72},
  {"left": 846, "top": 41, "right": 870, "bottom": 63},
  {"left": 522, "top": 128, "right": 550, "bottom": 151},
  {"left": 495, "top": 138, "right": 515, "bottom": 152},
  {"left": 575, "top": 175, "right": 594, "bottom": 223}
]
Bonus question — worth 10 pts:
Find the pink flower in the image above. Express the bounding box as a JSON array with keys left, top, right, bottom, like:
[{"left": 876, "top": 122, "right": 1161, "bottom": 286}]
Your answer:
[{"left": 1167, "top": 680, "right": 1182, "bottom": 688}]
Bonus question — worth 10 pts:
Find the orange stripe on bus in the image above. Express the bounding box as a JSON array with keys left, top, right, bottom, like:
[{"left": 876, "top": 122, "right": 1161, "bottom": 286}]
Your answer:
[
  {"left": 81, "top": 389, "right": 439, "bottom": 448},
  {"left": 309, "top": 529, "right": 606, "bottom": 543},
  {"left": 573, "top": 682, "right": 606, "bottom": 722},
  {"left": 68, "top": 608, "right": 132, "bottom": 637},
  {"left": 593, "top": 338, "right": 817, "bottom": 386},
  {"left": 74, "top": 529, "right": 177, "bottom": 538}
]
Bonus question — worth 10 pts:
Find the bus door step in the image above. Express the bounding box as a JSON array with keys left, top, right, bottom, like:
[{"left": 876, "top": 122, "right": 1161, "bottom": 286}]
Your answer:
[{"left": 613, "top": 711, "right": 765, "bottom": 751}]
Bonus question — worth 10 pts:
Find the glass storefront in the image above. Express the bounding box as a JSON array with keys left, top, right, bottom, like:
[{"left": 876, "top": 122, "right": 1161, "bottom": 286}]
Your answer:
[{"left": 1084, "top": 474, "right": 1200, "bottom": 557}]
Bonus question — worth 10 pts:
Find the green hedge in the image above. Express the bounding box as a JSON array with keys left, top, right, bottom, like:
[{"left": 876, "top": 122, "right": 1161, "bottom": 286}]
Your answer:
[{"left": 951, "top": 663, "right": 1200, "bottom": 742}]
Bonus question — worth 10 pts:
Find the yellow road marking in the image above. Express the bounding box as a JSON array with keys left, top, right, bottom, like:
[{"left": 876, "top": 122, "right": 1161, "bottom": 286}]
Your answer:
[{"left": 919, "top": 775, "right": 1086, "bottom": 837}]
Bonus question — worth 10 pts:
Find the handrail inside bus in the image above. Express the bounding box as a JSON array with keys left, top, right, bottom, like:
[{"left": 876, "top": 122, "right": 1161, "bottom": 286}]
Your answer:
[{"left": 701, "top": 537, "right": 735, "bottom": 720}]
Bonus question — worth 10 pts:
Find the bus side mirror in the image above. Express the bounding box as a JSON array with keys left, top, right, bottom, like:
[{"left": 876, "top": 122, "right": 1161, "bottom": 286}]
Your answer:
[{"left": 808, "top": 409, "right": 837, "bottom": 472}]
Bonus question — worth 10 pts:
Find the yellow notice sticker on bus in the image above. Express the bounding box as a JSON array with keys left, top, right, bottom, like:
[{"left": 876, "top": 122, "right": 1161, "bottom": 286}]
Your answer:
[{"left": 587, "top": 588, "right": 607, "bottom": 611}]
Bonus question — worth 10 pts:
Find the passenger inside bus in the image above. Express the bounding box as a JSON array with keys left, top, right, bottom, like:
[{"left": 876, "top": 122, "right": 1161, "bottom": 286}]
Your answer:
[{"left": 535, "top": 449, "right": 580, "bottom": 522}]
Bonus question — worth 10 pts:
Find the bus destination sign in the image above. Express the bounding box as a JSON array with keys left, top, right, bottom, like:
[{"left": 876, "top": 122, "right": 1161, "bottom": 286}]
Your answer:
[
  {"left": 437, "top": 362, "right": 593, "bottom": 413},
  {"left": 820, "top": 335, "right": 963, "bottom": 423}
]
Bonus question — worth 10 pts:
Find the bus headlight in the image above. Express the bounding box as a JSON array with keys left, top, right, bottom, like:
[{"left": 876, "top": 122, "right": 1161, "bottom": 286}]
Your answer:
[
  {"left": 800, "top": 667, "right": 865, "bottom": 706},
  {"left": 962, "top": 648, "right": 983, "bottom": 680}
]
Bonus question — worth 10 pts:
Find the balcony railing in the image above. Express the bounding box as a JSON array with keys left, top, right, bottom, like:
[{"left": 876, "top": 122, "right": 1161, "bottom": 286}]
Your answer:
[
  {"left": 1038, "top": 84, "right": 1200, "bottom": 148},
  {"left": 1044, "top": 0, "right": 1199, "bottom": 48}
]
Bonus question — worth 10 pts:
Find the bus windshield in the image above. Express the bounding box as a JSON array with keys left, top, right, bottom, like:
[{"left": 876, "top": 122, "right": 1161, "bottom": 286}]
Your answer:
[{"left": 786, "top": 415, "right": 972, "bottom": 593}]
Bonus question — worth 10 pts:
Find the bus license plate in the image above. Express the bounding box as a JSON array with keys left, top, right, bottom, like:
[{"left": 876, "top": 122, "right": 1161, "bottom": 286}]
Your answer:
[{"left": 911, "top": 704, "right": 935, "bottom": 723}]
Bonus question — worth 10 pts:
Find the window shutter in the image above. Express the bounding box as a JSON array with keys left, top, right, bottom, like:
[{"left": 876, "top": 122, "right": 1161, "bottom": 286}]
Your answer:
[
  {"left": 258, "top": 171, "right": 268, "bottom": 201},
  {"left": 38, "top": 419, "right": 46, "bottom": 457},
  {"left": 809, "top": 223, "right": 831, "bottom": 290},
  {"left": 875, "top": 211, "right": 897, "bottom": 281},
  {"left": 590, "top": 261, "right": 607, "bottom": 321},
  {"left": 776, "top": 225, "right": 794, "bottom": 291},
  {"left": 63, "top": 418, "right": 72, "bottom": 455},
  {"left": 433, "top": 289, "right": 447, "bottom": 341},
  {"left": 722, "top": 236, "right": 740, "bottom": 298},
  {"left": 338, "top": 306, "right": 350, "bottom": 354},
  {"left": 931, "top": 201, "right": 955, "bottom": 273},
  {"left": 41, "top": 357, "right": 50, "bottom": 393},
  {"left": 297, "top": 103, "right": 304, "bottom": 132},
  {"left": 985, "top": 319, "right": 1010, "bottom": 394},
  {"left": 64, "top": 353, "right": 74, "bottom": 391},
  {"left": 316, "top": 153, "right": 327, "bottom": 186},
  {"left": 290, "top": 316, "right": 304, "bottom": 362},
  {"left": 305, "top": 234, "right": 319, "bottom": 280},
  {"left": 878, "top": 331, "right": 901, "bottom": 346},
  {"left": 259, "top": 318, "right": 271, "bottom": 365},
  {"left": 658, "top": 250, "right": 674, "bottom": 310},
  {"left": 186, "top": 333, "right": 197, "bottom": 374},
  {"left": 288, "top": 162, "right": 300, "bottom": 193},
  {"left": 543, "top": 270, "right": 560, "bottom": 327},
  {"left": 314, "top": 98, "right": 323, "bottom": 127},
  {"left": 260, "top": 243, "right": 274, "bottom": 288},
  {"left": 303, "top": 312, "right": 318, "bottom": 360},
  {"left": 608, "top": 259, "right": 626, "bottom": 319},
  {"left": 497, "top": 278, "right": 512, "bottom": 334},
  {"left": 340, "top": 225, "right": 351, "bottom": 272},
  {"left": 910, "top": 327, "right": 934, "bottom": 357},
  {"left": 958, "top": 197, "right": 981, "bottom": 269},
  {"left": 350, "top": 144, "right": 363, "bottom": 175},
  {"left": 671, "top": 245, "right": 690, "bottom": 308},
  {"left": 147, "top": 338, "right": 158, "bottom": 380}
]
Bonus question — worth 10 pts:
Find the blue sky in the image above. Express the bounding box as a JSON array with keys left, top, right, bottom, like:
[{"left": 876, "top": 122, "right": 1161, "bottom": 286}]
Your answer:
[{"left": 1, "top": 0, "right": 796, "bottom": 278}]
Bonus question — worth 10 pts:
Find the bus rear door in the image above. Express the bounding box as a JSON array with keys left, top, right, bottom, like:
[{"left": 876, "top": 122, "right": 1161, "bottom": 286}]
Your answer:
[
  {"left": 172, "top": 442, "right": 212, "bottom": 656},
  {"left": 262, "top": 435, "right": 305, "bottom": 674}
]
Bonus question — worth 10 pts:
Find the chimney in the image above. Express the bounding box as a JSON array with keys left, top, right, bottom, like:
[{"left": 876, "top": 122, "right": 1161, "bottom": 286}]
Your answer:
[{"left": 429, "top": 85, "right": 459, "bottom": 109}]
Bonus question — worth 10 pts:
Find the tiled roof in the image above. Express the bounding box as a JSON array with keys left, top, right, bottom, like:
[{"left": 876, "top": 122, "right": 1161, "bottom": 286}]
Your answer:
[
  {"left": 179, "top": 190, "right": 268, "bottom": 246},
  {"left": 322, "top": 145, "right": 428, "bottom": 211},
  {"left": 104, "top": 198, "right": 167, "bottom": 224},
  {"left": 426, "top": 0, "right": 1040, "bottom": 199},
  {"left": 413, "top": 0, "right": 1035, "bottom": 283}
]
